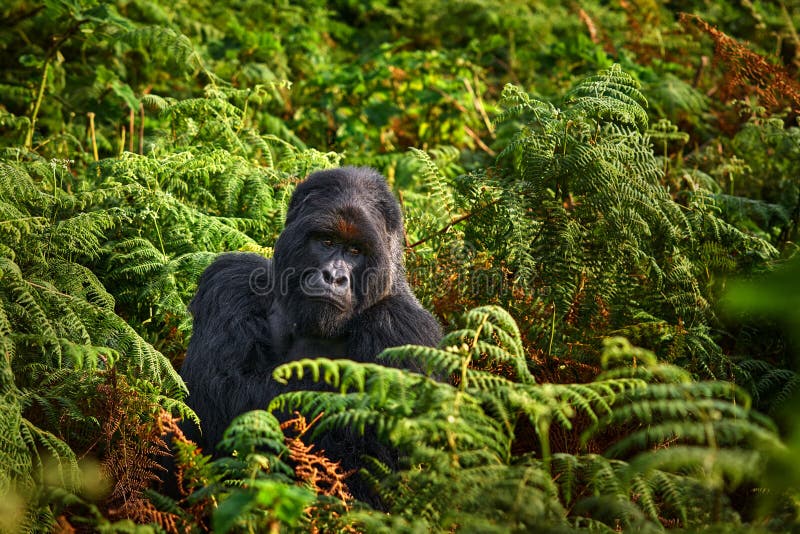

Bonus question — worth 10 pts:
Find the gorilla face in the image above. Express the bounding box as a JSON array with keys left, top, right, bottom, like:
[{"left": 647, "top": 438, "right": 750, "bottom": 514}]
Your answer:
[
  {"left": 276, "top": 221, "right": 375, "bottom": 338},
  {"left": 293, "top": 233, "right": 366, "bottom": 336},
  {"left": 273, "top": 167, "right": 401, "bottom": 338},
  {"left": 301, "top": 235, "right": 364, "bottom": 304}
]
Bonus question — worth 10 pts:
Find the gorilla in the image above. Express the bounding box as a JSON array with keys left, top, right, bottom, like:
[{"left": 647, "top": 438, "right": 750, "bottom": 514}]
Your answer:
[{"left": 179, "top": 166, "right": 442, "bottom": 493}]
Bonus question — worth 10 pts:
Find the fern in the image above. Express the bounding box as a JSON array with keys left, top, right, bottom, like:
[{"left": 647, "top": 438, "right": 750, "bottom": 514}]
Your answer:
[
  {"left": 564, "top": 65, "right": 649, "bottom": 129},
  {"left": 457, "top": 65, "right": 777, "bottom": 375},
  {"left": 737, "top": 359, "right": 800, "bottom": 414},
  {"left": 0, "top": 156, "right": 200, "bottom": 527},
  {"left": 264, "top": 307, "right": 779, "bottom": 530},
  {"left": 117, "top": 26, "right": 201, "bottom": 73},
  {"left": 159, "top": 410, "right": 312, "bottom": 534},
  {"left": 2, "top": 5, "right": 797, "bottom": 531}
]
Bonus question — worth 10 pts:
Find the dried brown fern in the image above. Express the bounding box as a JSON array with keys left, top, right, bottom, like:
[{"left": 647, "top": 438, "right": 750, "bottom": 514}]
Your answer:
[
  {"left": 680, "top": 13, "right": 800, "bottom": 113},
  {"left": 95, "top": 370, "right": 191, "bottom": 533},
  {"left": 156, "top": 412, "right": 213, "bottom": 531},
  {"left": 53, "top": 515, "right": 76, "bottom": 533},
  {"left": 158, "top": 413, "right": 208, "bottom": 501},
  {"left": 281, "top": 413, "right": 353, "bottom": 503}
]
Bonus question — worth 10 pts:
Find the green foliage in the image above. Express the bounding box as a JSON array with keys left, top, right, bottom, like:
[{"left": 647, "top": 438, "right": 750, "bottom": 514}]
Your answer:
[
  {"left": 209, "top": 411, "right": 312, "bottom": 533},
  {"left": 726, "top": 118, "right": 800, "bottom": 247},
  {"left": 144, "top": 411, "right": 314, "bottom": 533},
  {"left": 213, "top": 480, "right": 314, "bottom": 534},
  {"left": 0, "top": 157, "right": 187, "bottom": 529},
  {"left": 723, "top": 255, "right": 800, "bottom": 525},
  {"left": 0, "top": 18, "right": 338, "bottom": 525},
  {"left": 271, "top": 308, "right": 781, "bottom": 531},
  {"left": 455, "top": 65, "right": 778, "bottom": 380}
]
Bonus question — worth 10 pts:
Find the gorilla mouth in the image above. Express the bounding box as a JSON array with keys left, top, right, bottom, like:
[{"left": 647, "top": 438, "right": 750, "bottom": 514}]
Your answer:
[
  {"left": 295, "top": 296, "right": 353, "bottom": 338},
  {"left": 307, "top": 295, "right": 349, "bottom": 311}
]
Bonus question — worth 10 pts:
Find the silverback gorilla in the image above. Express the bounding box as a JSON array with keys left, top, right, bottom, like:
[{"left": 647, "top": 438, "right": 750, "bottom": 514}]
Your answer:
[{"left": 179, "top": 167, "right": 442, "bottom": 497}]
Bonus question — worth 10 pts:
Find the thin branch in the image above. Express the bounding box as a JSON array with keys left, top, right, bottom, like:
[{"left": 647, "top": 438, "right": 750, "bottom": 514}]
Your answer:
[
  {"left": 463, "top": 75, "right": 495, "bottom": 137},
  {"left": 87, "top": 112, "right": 98, "bottom": 161},
  {"left": 408, "top": 199, "right": 500, "bottom": 249},
  {"left": 24, "top": 60, "right": 49, "bottom": 150},
  {"left": 464, "top": 125, "right": 496, "bottom": 156},
  {"left": 397, "top": 190, "right": 411, "bottom": 248}
]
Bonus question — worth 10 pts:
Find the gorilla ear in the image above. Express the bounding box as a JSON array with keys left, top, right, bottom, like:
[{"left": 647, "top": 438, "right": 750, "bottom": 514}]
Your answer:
[{"left": 379, "top": 195, "right": 403, "bottom": 236}]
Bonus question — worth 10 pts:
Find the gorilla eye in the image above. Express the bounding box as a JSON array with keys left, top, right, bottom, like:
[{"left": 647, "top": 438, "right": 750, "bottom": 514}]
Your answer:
[
  {"left": 322, "top": 238, "right": 335, "bottom": 247},
  {"left": 348, "top": 246, "right": 361, "bottom": 256}
]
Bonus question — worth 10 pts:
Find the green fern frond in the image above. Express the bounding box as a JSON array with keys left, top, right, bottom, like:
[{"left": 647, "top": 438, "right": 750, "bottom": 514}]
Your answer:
[
  {"left": 441, "top": 305, "right": 534, "bottom": 385},
  {"left": 627, "top": 446, "right": 763, "bottom": 487},
  {"left": 409, "top": 147, "right": 456, "bottom": 219},
  {"left": 140, "top": 93, "right": 177, "bottom": 114},
  {"left": 19, "top": 419, "right": 80, "bottom": 491},
  {"left": 118, "top": 26, "right": 199, "bottom": 72},
  {"left": 199, "top": 303, "right": 787, "bottom": 530},
  {"left": 739, "top": 359, "right": 800, "bottom": 413},
  {"left": 379, "top": 345, "right": 464, "bottom": 376},
  {"left": 565, "top": 64, "right": 649, "bottom": 130},
  {"left": 217, "top": 411, "right": 290, "bottom": 461},
  {"left": 455, "top": 64, "right": 778, "bottom": 379},
  {"left": 494, "top": 83, "right": 559, "bottom": 130}
]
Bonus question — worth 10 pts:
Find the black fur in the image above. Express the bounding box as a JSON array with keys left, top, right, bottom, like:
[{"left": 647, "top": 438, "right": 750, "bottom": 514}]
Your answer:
[{"left": 179, "top": 167, "right": 442, "bottom": 496}]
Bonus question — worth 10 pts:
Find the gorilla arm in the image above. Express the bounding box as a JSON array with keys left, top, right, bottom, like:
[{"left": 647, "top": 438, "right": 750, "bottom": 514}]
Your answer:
[
  {"left": 346, "top": 286, "right": 442, "bottom": 366},
  {"left": 180, "top": 252, "right": 275, "bottom": 450}
]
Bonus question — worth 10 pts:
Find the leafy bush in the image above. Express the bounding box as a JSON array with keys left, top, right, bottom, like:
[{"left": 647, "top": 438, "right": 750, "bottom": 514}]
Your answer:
[{"left": 270, "top": 307, "right": 781, "bottom": 531}]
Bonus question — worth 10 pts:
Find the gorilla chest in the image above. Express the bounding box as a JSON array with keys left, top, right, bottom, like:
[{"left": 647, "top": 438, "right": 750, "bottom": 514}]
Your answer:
[{"left": 283, "top": 335, "right": 348, "bottom": 360}]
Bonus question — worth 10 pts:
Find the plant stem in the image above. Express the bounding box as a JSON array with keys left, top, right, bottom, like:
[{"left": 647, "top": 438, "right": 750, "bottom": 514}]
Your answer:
[
  {"left": 87, "top": 112, "right": 98, "bottom": 161},
  {"left": 139, "top": 103, "right": 145, "bottom": 154},
  {"left": 128, "top": 107, "right": 135, "bottom": 152},
  {"left": 547, "top": 303, "right": 557, "bottom": 357},
  {"left": 24, "top": 19, "right": 87, "bottom": 151},
  {"left": 409, "top": 199, "right": 500, "bottom": 248},
  {"left": 24, "top": 60, "right": 49, "bottom": 150}
]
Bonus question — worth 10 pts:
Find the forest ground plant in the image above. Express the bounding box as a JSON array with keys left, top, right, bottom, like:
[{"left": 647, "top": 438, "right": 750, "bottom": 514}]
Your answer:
[
  {"left": 453, "top": 65, "right": 778, "bottom": 381},
  {"left": 268, "top": 307, "right": 784, "bottom": 531}
]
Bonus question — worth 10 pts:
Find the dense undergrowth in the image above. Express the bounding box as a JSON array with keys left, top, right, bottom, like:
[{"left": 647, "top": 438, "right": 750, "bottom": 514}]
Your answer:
[{"left": 2, "top": 0, "right": 800, "bottom": 532}]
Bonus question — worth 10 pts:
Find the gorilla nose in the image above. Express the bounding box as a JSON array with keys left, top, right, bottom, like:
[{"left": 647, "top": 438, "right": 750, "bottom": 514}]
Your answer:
[{"left": 322, "top": 268, "right": 349, "bottom": 288}]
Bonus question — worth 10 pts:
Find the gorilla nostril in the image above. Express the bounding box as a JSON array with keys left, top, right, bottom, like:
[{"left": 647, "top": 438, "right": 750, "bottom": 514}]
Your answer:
[
  {"left": 322, "top": 268, "right": 348, "bottom": 287},
  {"left": 321, "top": 269, "right": 348, "bottom": 288}
]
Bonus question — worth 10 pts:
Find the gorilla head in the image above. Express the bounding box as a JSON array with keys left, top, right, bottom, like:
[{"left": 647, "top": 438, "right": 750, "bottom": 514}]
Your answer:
[{"left": 272, "top": 167, "right": 405, "bottom": 338}]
